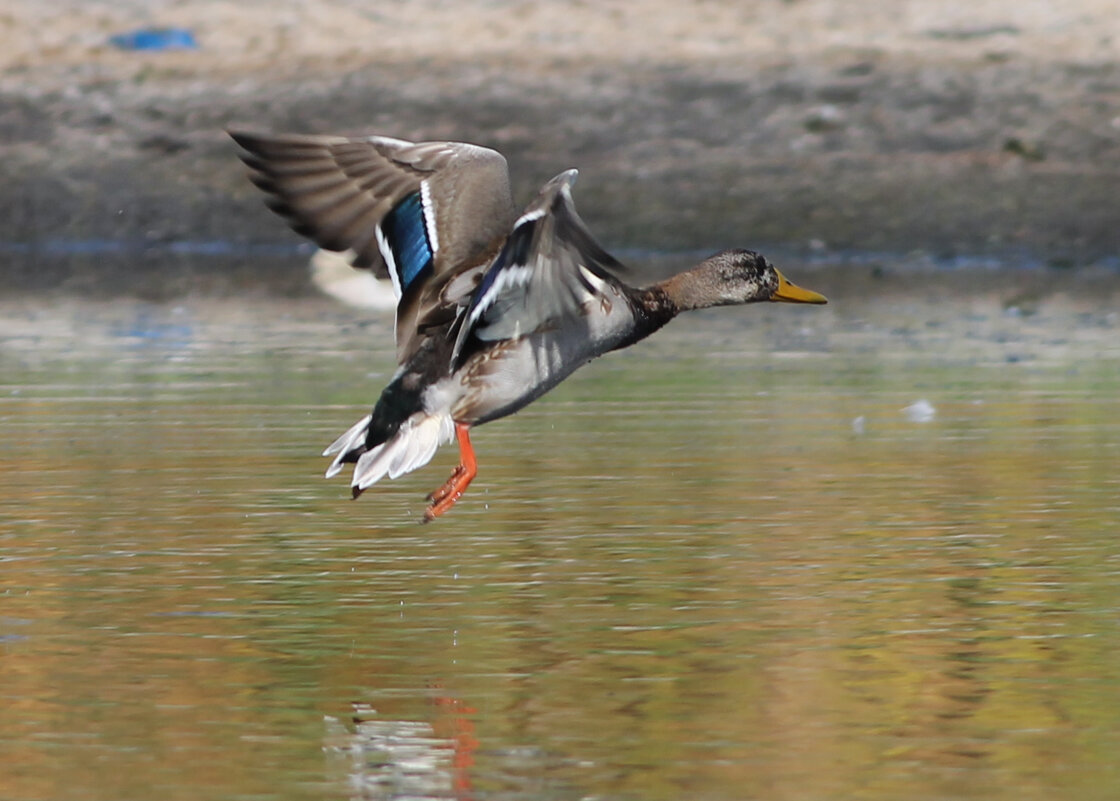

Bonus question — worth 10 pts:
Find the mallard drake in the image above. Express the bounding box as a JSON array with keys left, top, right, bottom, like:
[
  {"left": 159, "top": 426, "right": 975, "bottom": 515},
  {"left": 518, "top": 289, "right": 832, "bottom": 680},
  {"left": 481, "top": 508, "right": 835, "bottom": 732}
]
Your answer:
[{"left": 230, "top": 132, "right": 827, "bottom": 520}]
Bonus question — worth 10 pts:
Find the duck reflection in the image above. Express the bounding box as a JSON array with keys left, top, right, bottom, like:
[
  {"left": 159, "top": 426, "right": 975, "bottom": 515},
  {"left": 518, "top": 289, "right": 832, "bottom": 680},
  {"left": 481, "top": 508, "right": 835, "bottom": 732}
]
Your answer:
[{"left": 327, "top": 687, "right": 476, "bottom": 800}]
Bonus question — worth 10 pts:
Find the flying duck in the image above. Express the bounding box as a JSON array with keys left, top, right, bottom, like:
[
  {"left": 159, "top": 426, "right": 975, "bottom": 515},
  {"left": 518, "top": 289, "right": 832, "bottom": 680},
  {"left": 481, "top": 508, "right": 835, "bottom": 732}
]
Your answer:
[{"left": 230, "top": 131, "right": 827, "bottom": 520}]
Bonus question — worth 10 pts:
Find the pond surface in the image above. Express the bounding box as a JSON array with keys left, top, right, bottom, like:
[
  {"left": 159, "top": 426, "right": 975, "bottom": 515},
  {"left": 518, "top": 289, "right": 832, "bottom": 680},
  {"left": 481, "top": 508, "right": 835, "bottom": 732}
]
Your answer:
[{"left": 2, "top": 271, "right": 1120, "bottom": 801}]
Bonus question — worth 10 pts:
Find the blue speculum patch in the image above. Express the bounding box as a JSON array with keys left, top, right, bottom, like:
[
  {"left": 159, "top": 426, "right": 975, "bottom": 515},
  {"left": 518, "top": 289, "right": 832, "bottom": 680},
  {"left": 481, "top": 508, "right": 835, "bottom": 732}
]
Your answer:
[{"left": 383, "top": 192, "right": 433, "bottom": 291}]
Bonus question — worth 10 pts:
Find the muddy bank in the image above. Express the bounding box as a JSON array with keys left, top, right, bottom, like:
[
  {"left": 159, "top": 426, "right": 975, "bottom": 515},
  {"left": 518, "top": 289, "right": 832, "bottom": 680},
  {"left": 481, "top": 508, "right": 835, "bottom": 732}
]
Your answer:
[{"left": 2, "top": 1, "right": 1118, "bottom": 294}]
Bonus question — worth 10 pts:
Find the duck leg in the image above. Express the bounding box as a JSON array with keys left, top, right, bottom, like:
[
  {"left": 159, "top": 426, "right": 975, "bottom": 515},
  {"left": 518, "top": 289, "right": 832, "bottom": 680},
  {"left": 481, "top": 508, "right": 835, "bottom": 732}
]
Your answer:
[{"left": 424, "top": 423, "right": 477, "bottom": 521}]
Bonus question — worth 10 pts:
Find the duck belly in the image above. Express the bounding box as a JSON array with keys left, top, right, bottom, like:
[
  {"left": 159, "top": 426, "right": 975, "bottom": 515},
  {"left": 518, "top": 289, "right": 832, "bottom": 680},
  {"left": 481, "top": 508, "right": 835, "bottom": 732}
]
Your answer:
[{"left": 449, "top": 324, "right": 628, "bottom": 426}]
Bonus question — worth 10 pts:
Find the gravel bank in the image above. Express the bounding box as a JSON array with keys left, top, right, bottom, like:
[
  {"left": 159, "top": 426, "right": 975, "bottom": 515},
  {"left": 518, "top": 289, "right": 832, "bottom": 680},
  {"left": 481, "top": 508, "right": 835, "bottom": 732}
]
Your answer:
[{"left": 2, "top": 0, "right": 1118, "bottom": 293}]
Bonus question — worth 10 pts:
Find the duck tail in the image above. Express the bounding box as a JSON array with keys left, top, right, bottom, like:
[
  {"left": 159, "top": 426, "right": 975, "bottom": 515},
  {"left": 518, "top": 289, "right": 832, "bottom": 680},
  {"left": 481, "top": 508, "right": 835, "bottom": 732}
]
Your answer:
[{"left": 322, "top": 412, "right": 455, "bottom": 498}]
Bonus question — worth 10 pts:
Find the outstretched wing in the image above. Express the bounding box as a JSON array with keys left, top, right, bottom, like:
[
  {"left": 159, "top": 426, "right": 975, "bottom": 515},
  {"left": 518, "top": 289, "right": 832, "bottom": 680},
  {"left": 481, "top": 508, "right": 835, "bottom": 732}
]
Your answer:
[
  {"left": 230, "top": 131, "right": 516, "bottom": 362},
  {"left": 451, "top": 169, "right": 628, "bottom": 366}
]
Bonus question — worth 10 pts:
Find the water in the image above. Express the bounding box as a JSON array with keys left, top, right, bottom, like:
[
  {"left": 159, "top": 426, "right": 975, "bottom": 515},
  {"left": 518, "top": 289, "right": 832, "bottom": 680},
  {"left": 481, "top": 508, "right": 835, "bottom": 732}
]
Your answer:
[{"left": 2, "top": 274, "right": 1120, "bottom": 801}]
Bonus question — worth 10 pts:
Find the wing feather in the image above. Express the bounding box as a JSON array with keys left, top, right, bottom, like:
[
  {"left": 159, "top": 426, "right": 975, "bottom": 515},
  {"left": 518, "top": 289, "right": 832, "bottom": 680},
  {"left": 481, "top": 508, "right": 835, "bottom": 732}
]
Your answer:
[
  {"left": 231, "top": 130, "right": 518, "bottom": 363},
  {"left": 451, "top": 170, "right": 628, "bottom": 365}
]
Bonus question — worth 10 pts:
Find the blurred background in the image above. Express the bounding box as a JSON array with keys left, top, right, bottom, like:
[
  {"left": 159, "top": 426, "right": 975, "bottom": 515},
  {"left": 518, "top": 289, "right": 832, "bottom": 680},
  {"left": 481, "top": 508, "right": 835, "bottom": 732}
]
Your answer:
[
  {"left": 3, "top": 4, "right": 1120, "bottom": 801},
  {"left": 2, "top": 0, "right": 1119, "bottom": 293}
]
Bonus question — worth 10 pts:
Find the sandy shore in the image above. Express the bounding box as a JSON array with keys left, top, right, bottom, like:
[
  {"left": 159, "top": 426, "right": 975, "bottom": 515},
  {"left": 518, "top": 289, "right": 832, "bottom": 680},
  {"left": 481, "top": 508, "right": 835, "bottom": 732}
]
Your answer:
[{"left": 2, "top": 0, "right": 1119, "bottom": 293}]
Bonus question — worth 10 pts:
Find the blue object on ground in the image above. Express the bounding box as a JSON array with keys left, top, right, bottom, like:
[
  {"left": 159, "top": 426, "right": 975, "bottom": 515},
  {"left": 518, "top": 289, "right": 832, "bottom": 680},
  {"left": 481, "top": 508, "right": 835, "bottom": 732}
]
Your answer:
[{"left": 109, "top": 28, "right": 198, "bottom": 51}]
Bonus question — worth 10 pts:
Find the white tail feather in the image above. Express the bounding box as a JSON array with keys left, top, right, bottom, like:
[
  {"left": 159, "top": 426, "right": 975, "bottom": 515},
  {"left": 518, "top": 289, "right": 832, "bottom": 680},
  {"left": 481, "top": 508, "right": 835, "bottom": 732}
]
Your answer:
[
  {"left": 323, "top": 414, "right": 372, "bottom": 478},
  {"left": 324, "top": 414, "right": 372, "bottom": 457},
  {"left": 352, "top": 413, "right": 454, "bottom": 490}
]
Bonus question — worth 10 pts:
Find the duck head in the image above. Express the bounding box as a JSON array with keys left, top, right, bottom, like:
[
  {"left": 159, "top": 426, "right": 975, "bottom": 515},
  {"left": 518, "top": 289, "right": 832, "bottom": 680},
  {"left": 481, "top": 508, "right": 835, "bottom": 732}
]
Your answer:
[{"left": 662, "top": 249, "right": 828, "bottom": 311}]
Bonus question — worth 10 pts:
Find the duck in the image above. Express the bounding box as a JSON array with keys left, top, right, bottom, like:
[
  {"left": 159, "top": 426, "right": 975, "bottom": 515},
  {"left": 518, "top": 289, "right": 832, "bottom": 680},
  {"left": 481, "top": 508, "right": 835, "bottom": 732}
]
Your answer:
[
  {"left": 308, "top": 247, "right": 398, "bottom": 309},
  {"left": 230, "top": 131, "right": 827, "bottom": 520}
]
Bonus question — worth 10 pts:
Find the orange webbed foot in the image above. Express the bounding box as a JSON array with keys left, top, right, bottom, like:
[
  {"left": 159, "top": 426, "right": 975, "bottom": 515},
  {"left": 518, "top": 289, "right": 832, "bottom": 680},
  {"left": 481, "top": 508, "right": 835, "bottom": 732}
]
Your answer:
[
  {"left": 427, "top": 464, "right": 467, "bottom": 505},
  {"left": 422, "top": 423, "right": 477, "bottom": 522}
]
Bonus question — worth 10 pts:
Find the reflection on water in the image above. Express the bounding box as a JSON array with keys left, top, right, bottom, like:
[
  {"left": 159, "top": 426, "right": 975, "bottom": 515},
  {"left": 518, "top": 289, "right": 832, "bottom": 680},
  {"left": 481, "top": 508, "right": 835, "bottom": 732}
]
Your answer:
[
  {"left": 2, "top": 275, "right": 1120, "bottom": 801},
  {"left": 327, "top": 697, "right": 477, "bottom": 801}
]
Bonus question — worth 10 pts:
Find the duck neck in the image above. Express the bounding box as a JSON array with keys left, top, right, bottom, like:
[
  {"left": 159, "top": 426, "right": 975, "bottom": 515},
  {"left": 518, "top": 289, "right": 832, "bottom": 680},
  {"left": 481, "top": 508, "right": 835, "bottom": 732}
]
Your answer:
[
  {"left": 654, "top": 268, "right": 721, "bottom": 313},
  {"left": 623, "top": 264, "right": 732, "bottom": 348},
  {"left": 622, "top": 284, "right": 680, "bottom": 347}
]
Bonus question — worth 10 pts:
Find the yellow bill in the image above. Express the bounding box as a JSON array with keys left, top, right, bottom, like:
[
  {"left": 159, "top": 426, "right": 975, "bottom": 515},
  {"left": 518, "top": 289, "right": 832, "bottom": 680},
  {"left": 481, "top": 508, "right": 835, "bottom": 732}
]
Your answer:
[{"left": 771, "top": 269, "right": 828, "bottom": 304}]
